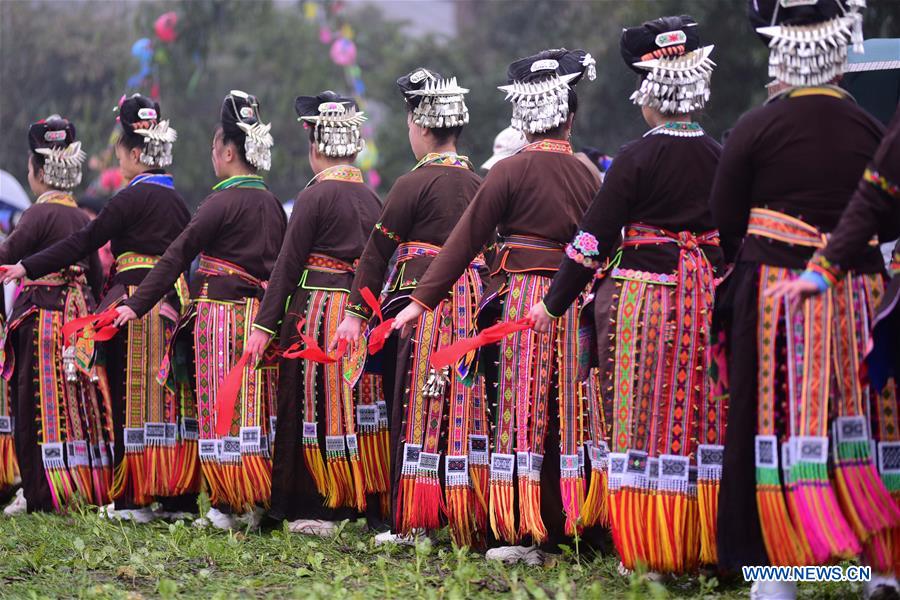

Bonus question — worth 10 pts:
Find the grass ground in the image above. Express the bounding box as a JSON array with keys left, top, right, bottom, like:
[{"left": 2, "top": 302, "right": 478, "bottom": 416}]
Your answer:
[{"left": 0, "top": 503, "right": 866, "bottom": 599}]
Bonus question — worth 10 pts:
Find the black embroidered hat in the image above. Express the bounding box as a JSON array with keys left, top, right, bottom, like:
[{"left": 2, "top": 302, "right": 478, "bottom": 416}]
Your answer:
[{"left": 621, "top": 15, "right": 715, "bottom": 114}]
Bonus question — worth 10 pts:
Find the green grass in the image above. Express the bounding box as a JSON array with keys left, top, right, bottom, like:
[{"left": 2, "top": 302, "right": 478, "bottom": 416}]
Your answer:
[{"left": 0, "top": 504, "right": 865, "bottom": 599}]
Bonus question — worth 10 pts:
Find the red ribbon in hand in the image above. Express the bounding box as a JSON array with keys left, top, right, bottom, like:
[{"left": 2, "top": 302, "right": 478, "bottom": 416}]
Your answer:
[
  {"left": 361, "top": 286, "right": 394, "bottom": 355},
  {"left": 61, "top": 307, "right": 120, "bottom": 342},
  {"left": 280, "top": 318, "right": 348, "bottom": 364},
  {"left": 429, "top": 318, "right": 533, "bottom": 369},
  {"left": 215, "top": 352, "right": 250, "bottom": 438}
]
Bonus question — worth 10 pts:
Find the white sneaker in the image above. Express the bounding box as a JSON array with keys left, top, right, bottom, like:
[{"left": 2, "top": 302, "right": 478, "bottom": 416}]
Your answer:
[
  {"left": 617, "top": 561, "right": 632, "bottom": 577},
  {"left": 750, "top": 580, "right": 798, "bottom": 600},
  {"left": 523, "top": 546, "right": 548, "bottom": 566},
  {"left": 3, "top": 489, "right": 26, "bottom": 516},
  {"left": 374, "top": 530, "right": 424, "bottom": 546},
  {"left": 236, "top": 506, "right": 265, "bottom": 530},
  {"left": 865, "top": 574, "right": 900, "bottom": 600},
  {"left": 288, "top": 519, "right": 337, "bottom": 537},
  {"left": 102, "top": 504, "right": 155, "bottom": 524},
  {"left": 485, "top": 545, "right": 535, "bottom": 564},
  {"left": 194, "top": 507, "right": 238, "bottom": 530}
]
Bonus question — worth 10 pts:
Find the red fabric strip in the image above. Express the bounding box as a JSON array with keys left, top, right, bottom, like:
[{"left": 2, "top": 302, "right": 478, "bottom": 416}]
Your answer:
[
  {"left": 60, "top": 308, "right": 119, "bottom": 341},
  {"left": 429, "top": 318, "right": 533, "bottom": 369},
  {"left": 216, "top": 353, "right": 250, "bottom": 438}
]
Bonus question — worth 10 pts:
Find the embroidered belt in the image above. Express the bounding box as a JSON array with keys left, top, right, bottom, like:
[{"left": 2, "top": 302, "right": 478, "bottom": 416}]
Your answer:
[
  {"left": 116, "top": 252, "right": 162, "bottom": 272},
  {"left": 747, "top": 208, "right": 878, "bottom": 249},
  {"left": 197, "top": 254, "right": 265, "bottom": 289},
  {"left": 24, "top": 266, "right": 87, "bottom": 288},
  {"left": 115, "top": 252, "right": 189, "bottom": 307},
  {"left": 621, "top": 223, "right": 720, "bottom": 252},
  {"left": 395, "top": 241, "right": 486, "bottom": 269},
  {"left": 499, "top": 235, "right": 565, "bottom": 252},
  {"left": 305, "top": 253, "right": 356, "bottom": 274}
]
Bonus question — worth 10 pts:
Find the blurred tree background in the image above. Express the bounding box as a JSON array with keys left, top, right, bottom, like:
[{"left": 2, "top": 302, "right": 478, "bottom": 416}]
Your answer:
[{"left": 1, "top": 0, "right": 898, "bottom": 209}]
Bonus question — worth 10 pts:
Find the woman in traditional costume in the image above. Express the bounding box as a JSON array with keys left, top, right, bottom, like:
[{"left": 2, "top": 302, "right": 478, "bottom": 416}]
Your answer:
[
  {"left": 2, "top": 95, "right": 193, "bottom": 522},
  {"left": 244, "top": 92, "right": 381, "bottom": 536},
  {"left": 332, "top": 69, "right": 487, "bottom": 547},
  {"left": 114, "top": 91, "right": 284, "bottom": 530},
  {"left": 392, "top": 50, "right": 598, "bottom": 564},
  {"left": 0, "top": 116, "right": 108, "bottom": 514},
  {"left": 529, "top": 16, "right": 724, "bottom": 575},
  {"left": 712, "top": 1, "right": 898, "bottom": 598}
]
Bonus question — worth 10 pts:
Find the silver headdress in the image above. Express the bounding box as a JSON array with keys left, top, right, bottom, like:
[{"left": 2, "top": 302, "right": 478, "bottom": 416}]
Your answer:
[
  {"left": 405, "top": 75, "right": 470, "bottom": 128},
  {"left": 35, "top": 141, "right": 86, "bottom": 190},
  {"left": 498, "top": 53, "right": 596, "bottom": 135},
  {"left": 630, "top": 45, "right": 715, "bottom": 114},
  {"left": 499, "top": 73, "right": 580, "bottom": 135},
  {"left": 133, "top": 120, "right": 177, "bottom": 168},
  {"left": 230, "top": 89, "right": 274, "bottom": 171},
  {"left": 757, "top": 0, "right": 866, "bottom": 87},
  {"left": 300, "top": 101, "right": 366, "bottom": 158}
]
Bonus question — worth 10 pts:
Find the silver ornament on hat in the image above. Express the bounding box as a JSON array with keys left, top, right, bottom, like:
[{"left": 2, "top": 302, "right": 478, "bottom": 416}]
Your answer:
[
  {"left": 133, "top": 120, "right": 177, "bottom": 168},
  {"left": 299, "top": 101, "right": 366, "bottom": 158},
  {"left": 630, "top": 45, "right": 716, "bottom": 115},
  {"left": 406, "top": 77, "right": 471, "bottom": 129},
  {"left": 35, "top": 141, "right": 86, "bottom": 190}
]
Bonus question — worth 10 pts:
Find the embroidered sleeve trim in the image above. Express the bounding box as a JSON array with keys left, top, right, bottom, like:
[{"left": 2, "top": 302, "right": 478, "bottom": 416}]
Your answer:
[
  {"left": 864, "top": 168, "right": 900, "bottom": 200},
  {"left": 806, "top": 251, "right": 843, "bottom": 288},
  {"left": 251, "top": 323, "right": 276, "bottom": 336},
  {"left": 375, "top": 222, "right": 402, "bottom": 243},
  {"left": 345, "top": 303, "right": 372, "bottom": 320}
]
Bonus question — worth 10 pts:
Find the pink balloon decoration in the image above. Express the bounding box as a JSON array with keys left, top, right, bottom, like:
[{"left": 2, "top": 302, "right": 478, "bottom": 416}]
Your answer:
[
  {"left": 319, "top": 26, "right": 333, "bottom": 44},
  {"left": 366, "top": 169, "right": 381, "bottom": 189},
  {"left": 329, "top": 38, "right": 356, "bottom": 67},
  {"left": 154, "top": 12, "right": 178, "bottom": 43}
]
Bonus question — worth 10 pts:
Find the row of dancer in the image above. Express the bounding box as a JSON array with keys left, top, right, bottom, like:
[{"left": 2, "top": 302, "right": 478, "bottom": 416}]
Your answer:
[{"left": 2, "top": 1, "right": 899, "bottom": 595}]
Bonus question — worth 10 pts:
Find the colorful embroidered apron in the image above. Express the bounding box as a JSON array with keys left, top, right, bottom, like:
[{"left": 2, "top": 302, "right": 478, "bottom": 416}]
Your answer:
[{"left": 749, "top": 207, "right": 900, "bottom": 567}]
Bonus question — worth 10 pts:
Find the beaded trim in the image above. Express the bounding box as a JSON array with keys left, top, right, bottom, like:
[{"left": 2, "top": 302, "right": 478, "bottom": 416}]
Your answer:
[
  {"left": 610, "top": 267, "right": 676, "bottom": 286},
  {"left": 864, "top": 168, "right": 900, "bottom": 200},
  {"left": 806, "top": 252, "right": 843, "bottom": 288},
  {"left": 374, "top": 222, "right": 401, "bottom": 243},
  {"left": 521, "top": 139, "right": 573, "bottom": 155},
  {"left": 644, "top": 122, "right": 704, "bottom": 138}
]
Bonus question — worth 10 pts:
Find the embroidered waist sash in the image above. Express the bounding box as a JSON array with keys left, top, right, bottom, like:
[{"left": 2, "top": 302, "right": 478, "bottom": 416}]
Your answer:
[
  {"left": 747, "top": 208, "right": 878, "bottom": 249},
  {"left": 387, "top": 242, "right": 485, "bottom": 291},
  {"left": 24, "top": 266, "right": 87, "bottom": 288},
  {"left": 305, "top": 253, "right": 356, "bottom": 274},
  {"left": 197, "top": 254, "right": 266, "bottom": 289},
  {"left": 116, "top": 252, "right": 189, "bottom": 308}
]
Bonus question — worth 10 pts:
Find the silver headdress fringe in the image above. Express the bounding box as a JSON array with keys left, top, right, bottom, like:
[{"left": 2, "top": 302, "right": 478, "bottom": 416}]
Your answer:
[
  {"left": 237, "top": 121, "right": 273, "bottom": 171},
  {"left": 133, "top": 120, "right": 177, "bottom": 168},
  {"left": 499, "top": 73, "right": 580, "bottom": 135},
  {"left": 300, "top": 102, "right": 366, "bottom": 158},
  {"left": 35, "top": 141, "right": 86, "bottom": 190},
  {"left": 630, "top": 45, "right": 715, "bottom": 115},
  {"left": 406, "top": 77, "right": 470, "bottom": 129},
  {"left": 498, "top": 53, "right": 596, "bottom": 134},
  {"left": 757, "top": 0, "right": 866, "bottom": 87}
]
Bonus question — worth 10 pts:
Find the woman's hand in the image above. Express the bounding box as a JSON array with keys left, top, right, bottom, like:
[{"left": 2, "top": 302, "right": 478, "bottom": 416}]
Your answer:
[
  {"left": 245, "top": 329, "right": 272, "bottom": 365},
  {"left": 527, "top": 302, "right": 553, "bottom": 334},
  {"left": 113, "top": 306, "right": 138, "bottom": 328},
  {"left": 764, "top": 277, "right": 823, "bottom": 310},
  {"left": 331, "top": 315, "right": 365, "bottom": 352},
  {"left": 0, "top": 263, "right": 26, "bottom": 284},
  {"left": 391, "top": 302, "right": 425, "bottom": 338}
]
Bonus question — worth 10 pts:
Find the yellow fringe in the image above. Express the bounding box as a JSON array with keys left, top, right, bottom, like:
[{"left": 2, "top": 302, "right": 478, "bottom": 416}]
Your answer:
[
  {"left": 303, "top": 445, "right": 329, "bottom": 498},
  {"left": 446, "top": 485, "right": 475, "bottom": 548},
  {"left": 350, "top": 456, "right": 367, "bottom": 511},
  {"left": 698, "top": 479, "right": 719, "bottom": 565},
  {"left": 325, "top": 457, "right": 353, "bottom": 509},
  {"left": 581, "top": 468, "right": 608, "bottom": 528},
  {"left": 489, "top": 479, "right": 518, "bottom": 544},
  {"left": 0, "top": 436, "right": 19, "bottom": 488},
  {"left": 111, "top": 452, "right": 150, "bottom": 505}
]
